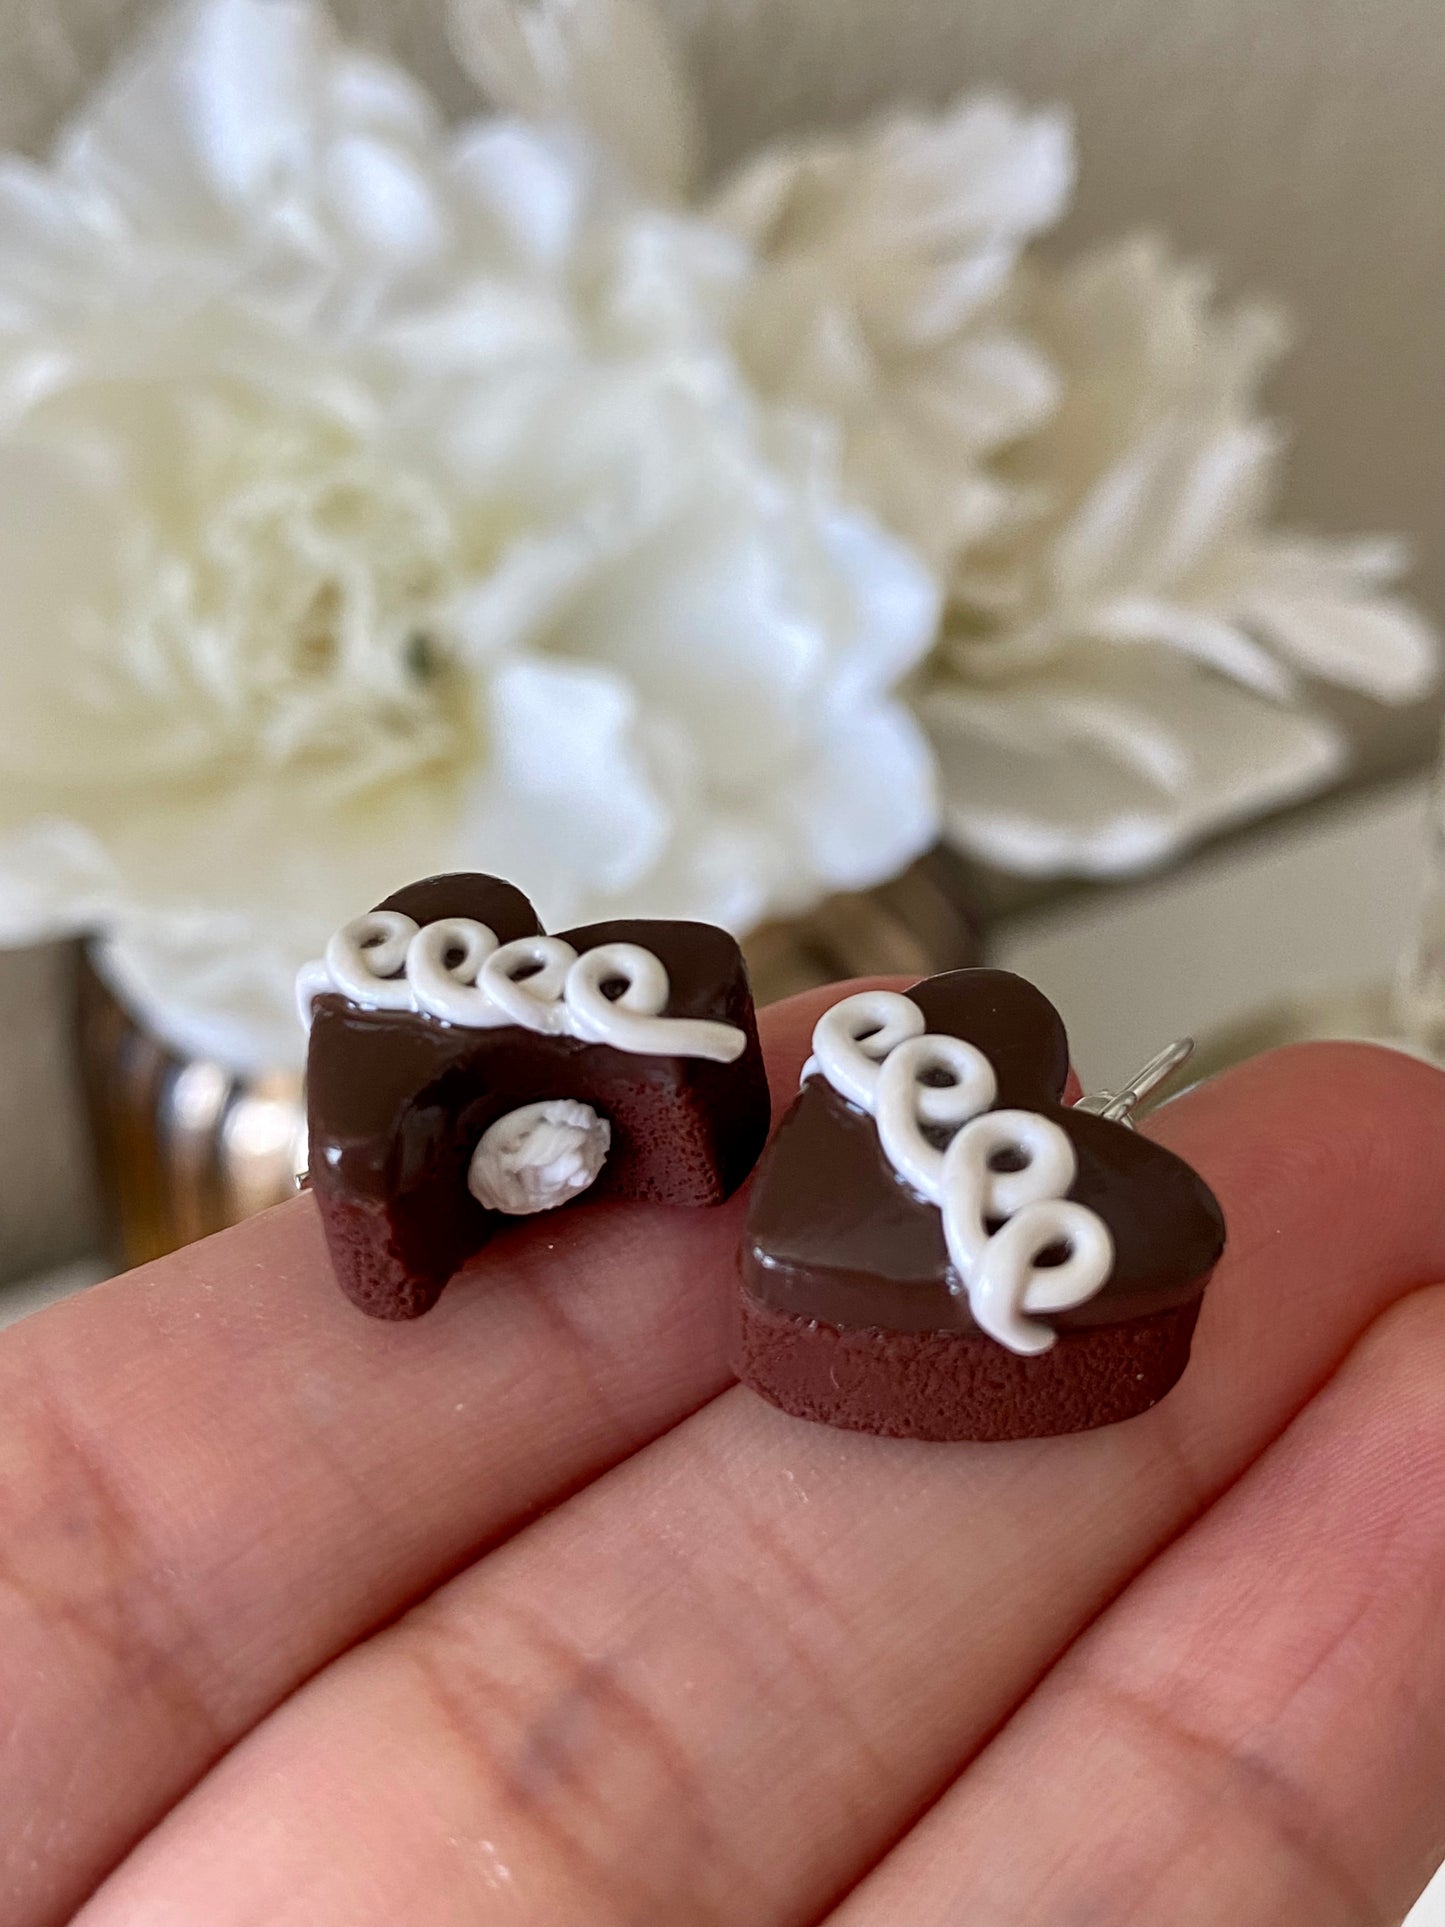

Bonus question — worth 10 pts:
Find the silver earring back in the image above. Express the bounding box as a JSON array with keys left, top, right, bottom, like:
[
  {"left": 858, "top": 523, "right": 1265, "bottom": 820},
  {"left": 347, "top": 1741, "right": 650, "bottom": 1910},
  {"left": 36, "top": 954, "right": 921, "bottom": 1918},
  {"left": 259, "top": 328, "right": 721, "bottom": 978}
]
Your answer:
[{"left": 1076, "top": 1037, "right": 1195, "bottom": 1127}]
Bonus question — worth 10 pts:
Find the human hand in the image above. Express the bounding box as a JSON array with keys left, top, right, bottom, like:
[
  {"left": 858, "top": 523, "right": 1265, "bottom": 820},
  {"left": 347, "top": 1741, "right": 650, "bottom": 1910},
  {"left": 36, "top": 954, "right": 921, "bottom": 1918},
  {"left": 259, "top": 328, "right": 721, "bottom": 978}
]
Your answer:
[{"left": 4, "top": 983, "right": 1445, "bottom": 1927}]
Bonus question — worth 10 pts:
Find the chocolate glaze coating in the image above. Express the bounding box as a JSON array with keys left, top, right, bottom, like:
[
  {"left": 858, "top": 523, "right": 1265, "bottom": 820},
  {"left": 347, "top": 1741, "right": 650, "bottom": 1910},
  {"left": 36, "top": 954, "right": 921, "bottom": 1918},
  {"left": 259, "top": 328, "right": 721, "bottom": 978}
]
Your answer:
[
  {"left": 307, "top": 874, "right": 770, "bottom": 1318},
  {"left": 737, "top": 968, "right": 1225, "bottom": 1439}
]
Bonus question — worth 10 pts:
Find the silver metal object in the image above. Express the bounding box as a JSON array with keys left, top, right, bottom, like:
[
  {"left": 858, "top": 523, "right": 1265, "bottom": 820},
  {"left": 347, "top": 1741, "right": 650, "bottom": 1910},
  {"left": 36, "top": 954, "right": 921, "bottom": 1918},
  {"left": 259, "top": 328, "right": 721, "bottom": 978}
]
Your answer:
[{"left": 1076, "top": 1037, "right": 1196, "bottom": 1126}]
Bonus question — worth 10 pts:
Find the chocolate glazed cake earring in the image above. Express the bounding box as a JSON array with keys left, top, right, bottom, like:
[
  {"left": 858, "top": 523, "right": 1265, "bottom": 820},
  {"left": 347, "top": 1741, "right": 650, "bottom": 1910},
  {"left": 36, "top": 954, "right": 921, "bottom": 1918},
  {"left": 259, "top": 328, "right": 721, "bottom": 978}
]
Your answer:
[
  {"left": 735, "top": 970, "right": 1225, "bottom": 1442},
  {"left": 298, "top": 873, "right": 771, "bottom": 1319}
]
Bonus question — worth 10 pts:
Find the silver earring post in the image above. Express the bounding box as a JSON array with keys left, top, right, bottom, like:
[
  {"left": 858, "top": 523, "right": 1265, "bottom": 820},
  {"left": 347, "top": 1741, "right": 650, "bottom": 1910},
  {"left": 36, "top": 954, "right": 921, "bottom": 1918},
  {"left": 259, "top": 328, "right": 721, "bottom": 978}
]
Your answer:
[{"left": 1076, "top": 1037, "right": 1195, "bottom": 1127}]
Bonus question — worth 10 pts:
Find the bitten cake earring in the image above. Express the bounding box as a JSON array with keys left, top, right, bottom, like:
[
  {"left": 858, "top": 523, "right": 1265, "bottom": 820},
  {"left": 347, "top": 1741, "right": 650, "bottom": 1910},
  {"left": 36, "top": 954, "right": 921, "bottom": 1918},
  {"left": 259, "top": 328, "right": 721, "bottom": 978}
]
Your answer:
[
  {"left": 299, "top": 874, "right": 770, "bottom": 1318},
  {"left": 735, "top": 970, "right": 1225, "bottom": 1441}
]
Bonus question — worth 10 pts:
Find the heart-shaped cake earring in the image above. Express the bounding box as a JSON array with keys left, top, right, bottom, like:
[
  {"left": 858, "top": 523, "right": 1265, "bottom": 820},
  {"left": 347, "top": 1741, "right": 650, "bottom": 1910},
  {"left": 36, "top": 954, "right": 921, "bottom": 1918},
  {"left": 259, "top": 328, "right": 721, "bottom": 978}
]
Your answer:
[
  {"left": 299, "top": 873, "right": 770, "bottom": 1318},
  {"left": 735, "top": 970, "right": 1225, "bottom": 1441}
]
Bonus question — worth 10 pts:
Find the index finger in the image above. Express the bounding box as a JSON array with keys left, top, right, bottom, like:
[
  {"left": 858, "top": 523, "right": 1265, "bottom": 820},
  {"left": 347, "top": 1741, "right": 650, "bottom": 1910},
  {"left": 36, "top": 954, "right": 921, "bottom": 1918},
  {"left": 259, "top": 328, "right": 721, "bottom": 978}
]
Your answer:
[{"left": 0, "top": 980, "right": 859, "bottom": 1927}]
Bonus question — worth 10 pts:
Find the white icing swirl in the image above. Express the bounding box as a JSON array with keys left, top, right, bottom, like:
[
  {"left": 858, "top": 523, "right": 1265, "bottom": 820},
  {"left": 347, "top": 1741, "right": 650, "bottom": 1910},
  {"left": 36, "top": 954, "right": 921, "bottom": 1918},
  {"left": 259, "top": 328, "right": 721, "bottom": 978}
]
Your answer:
[
  {"left": 297, "top": 915, "right": 747, "bottom": 1064},
  {"left": 407, "top": 917, "right": 500, "bottom": 1024},
  {"left": 875, "top": 1033, "right": 998, "bottom": 1199},
  {"left": 481, "top": 936, "right": 579, "bottom": 1034},
  {"left": 563, "top": 942, "right": 742, "bottom": 1059},
  {"left": 805, "top": 989, "right": 1114, "bottom": 1355},
  {"left": 327, "top": 911, "right": 419, "bottom": 1010},
  {"left": 803, "top": 987, "right": 927, "bottom": 1109}
]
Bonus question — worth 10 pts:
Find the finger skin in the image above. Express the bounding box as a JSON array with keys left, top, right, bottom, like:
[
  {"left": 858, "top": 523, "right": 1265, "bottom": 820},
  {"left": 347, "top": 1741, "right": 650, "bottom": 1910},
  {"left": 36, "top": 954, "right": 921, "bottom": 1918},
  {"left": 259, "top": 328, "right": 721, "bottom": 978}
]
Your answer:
[
  {"left": 77, "top": 1044, "right": 1445, "bottom": 1927},
  {"left": 832, "top": 1284, "right": 1445, "bottom": 1927},
  {"left": 0, "top": 982, "right": 869, "bottom": 1927}
]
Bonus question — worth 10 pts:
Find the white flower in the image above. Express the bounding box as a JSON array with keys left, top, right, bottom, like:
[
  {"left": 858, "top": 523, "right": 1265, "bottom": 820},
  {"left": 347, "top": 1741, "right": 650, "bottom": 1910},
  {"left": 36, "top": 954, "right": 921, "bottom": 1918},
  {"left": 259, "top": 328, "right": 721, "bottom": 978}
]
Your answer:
[
  {"left": 711, "top": 96, "right": 1071, "bottom": 584},
  {"left": 451, "top": 0, "right": 1070, "bottom": 580},
  {"left": 0, "top": 0, "right": 940, "bottom": 1071},
  {"left": 924, "top": 238, "right": 1438, "bottom": 873}
]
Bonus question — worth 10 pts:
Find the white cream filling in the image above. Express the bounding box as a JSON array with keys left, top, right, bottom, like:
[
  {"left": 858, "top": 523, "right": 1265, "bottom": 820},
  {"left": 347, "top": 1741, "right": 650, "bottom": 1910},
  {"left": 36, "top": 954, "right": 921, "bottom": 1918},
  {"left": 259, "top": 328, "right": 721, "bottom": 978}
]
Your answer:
[
  {"left": 468, "top": 1100, "right": 612, "bottom": 1216},
  {"left": 298, "top": 914, "right": 746, "bottom": 1064},
  {"left": 805, "top": 989, "right": 1113, "bottom": 1355}
]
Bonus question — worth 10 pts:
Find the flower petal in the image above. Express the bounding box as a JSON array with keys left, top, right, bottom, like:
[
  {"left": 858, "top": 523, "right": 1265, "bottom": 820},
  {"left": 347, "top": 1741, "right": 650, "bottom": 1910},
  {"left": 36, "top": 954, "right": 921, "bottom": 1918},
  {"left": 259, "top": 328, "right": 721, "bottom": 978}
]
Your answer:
[
  {"left": 557, "top": 504, "right": 825, "bottom": 784},
  {"left": 1236, "top": 583, "right": 1439, "bottom": 702},
  {"left": 449, "top": 118, "right": 591, "bottom": 271},
  {"left": 447, "top": 0, "right": 700, "bottom": 197},
  {"left": 1025, "top": 236, "right": 1288, "bottom": 425},
  {"left": 817, "top": 500, "right": 943, "bottom": 699},
  {"left": 775, "top": 698, "right": 938, "bottom": 905},
  {"left": 1222, "top": 531, "right": 1410, "bottom": 596},
  {"left": 718, "top": 96, "right": 1072, "bottom": 265},
  {"left": 1049, "top": 419, "right": 1279, "bottom": 608},
  {"left": 322, "top": 134, "right": 452, "bottom": 267},
  {"left": 325, "top": 48, "right": 443, "bottom": 147},
  {"left": 715, "top": 93, "right": 1073, "bottom": 584},
  {"left": 0, "top": 442, "right": 220, "bottom": 783},
  {"left": 99, "top": 908, "right": 314, "bottom": 1072},
  {"left": 0, "top": 818, "right": 120, "bottom": 943},
  {"left": 59, "top": 0, "right": 332, "bottom": 230},
  {"left": 0, "top": 159, "right": 98, "bottom": 332},
  {"left": 906, "top": 329, "right": 1060, "bottom": 453},
  {"left": 925, "top": 654, "right": 1344, "bottom": 875},
  {"left": 1087, "top": 594, "right": 1296, "bottom": 697},
  {"left": 450, "top": 655, "right": 671, "bottom": 917},
  {"left": 890, "top": 96, "right": 1074, "bottom": 248}
]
